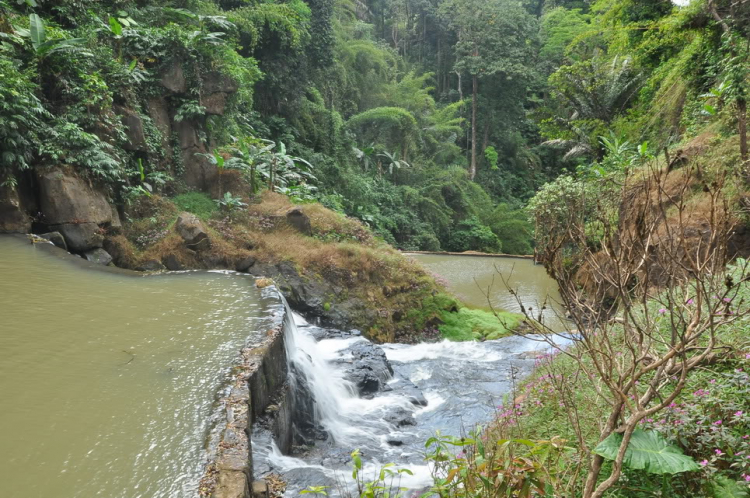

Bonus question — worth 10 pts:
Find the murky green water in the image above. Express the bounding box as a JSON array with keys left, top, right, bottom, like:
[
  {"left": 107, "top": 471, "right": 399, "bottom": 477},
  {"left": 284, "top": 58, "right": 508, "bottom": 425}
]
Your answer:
[
  {"left": 0, "top": 236, "right": 275, "bottom": 498},
  {"left": 409, "top": 253, "right": 568, "bottom": 331}
]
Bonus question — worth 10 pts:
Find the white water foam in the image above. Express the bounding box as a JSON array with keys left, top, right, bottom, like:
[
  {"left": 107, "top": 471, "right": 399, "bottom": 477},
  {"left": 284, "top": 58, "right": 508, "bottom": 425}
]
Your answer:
[
  {"left": 283, "top": 301, "right": 416, "bottom": 448},
  {"left": 382, "top": 339, "right": 504, "bottom": 363}
]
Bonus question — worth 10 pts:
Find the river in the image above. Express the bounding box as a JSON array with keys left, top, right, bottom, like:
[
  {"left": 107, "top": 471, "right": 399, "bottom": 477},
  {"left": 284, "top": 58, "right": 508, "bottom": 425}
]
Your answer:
[
  {"left": 0, "top": 236, "right": 278, "bottom": 498},
  {"left": 407, "top": 253, "right": 567, "bottom": 331},
  {"left": 0, "top": 237, "right": 567, "bottom": 498},
  {"left": 254, "top": 254, "right": 569, "bottom": 496}
]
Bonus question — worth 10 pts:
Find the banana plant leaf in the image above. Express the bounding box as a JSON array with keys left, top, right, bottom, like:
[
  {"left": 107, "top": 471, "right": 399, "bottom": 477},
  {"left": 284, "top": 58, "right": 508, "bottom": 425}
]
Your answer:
[{"left": 593, "top": 429, "right": 700, "bottom": 475}]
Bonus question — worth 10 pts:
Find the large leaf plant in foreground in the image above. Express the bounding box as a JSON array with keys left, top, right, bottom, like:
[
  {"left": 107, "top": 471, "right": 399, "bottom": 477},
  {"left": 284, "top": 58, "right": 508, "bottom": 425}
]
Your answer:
[{"left": 593, "top": 429, "right": 700, "bottom": 475}]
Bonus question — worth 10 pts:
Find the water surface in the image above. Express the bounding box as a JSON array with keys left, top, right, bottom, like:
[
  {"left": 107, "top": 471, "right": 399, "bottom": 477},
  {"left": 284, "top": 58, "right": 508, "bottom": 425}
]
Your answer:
[
  {"left": 0, "top": 236, "right": 274, "bottom": 498},
  {"left": 408, "top": 253, "right": 567, "bottom": 331}
]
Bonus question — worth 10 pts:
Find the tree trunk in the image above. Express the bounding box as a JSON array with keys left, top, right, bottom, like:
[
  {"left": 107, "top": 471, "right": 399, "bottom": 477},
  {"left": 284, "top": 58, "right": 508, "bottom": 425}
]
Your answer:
[{"left": 470, "top": 74, "right": 478, "bottom": 180}]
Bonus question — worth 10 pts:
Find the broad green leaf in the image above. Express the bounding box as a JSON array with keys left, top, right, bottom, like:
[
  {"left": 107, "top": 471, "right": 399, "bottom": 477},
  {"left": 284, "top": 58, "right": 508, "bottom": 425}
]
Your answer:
[
  {"left": 593, "top": 429, "right": 700, "bottom": 475},
  {"left": 703, "top": 104, "right": 717, "bottom": 116},
  {"left": 711, "top": 476, "right": 748, "bottom": 498},
  {"left": 29, "top": 14, "right": 45, "bottom": 49},
  {"left": 109, "top": 17, "right": 122, "bottom": 36}
]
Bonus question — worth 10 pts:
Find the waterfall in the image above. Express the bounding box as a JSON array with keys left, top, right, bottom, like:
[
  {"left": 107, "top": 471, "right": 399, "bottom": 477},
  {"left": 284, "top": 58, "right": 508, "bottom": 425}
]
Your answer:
[{"left": 279, "top": 299, "right": 415, "bottom": 448}]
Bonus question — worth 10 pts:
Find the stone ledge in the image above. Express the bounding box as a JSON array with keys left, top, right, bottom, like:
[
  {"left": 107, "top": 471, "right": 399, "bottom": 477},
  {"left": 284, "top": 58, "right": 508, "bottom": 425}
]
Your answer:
[{"left": 202, "top": 285, "right": 291, "bottom": 498}]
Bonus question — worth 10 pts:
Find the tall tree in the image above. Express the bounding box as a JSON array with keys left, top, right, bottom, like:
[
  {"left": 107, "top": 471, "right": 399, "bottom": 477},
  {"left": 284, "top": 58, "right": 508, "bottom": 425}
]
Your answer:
[{"left": 439, "top": 0, "right": 537, "bottom": 179}]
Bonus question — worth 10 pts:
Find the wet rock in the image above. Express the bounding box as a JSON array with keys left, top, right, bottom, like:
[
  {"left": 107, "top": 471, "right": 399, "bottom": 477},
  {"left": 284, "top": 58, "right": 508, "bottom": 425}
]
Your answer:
[
  {"left": 384, "top": 406, "right": 416, "bottom": 427},
  {"left": 52, "top": 222, "right": 103, "bottom": 252},
  {"left": 115, "top": 106, "right": 147, "bottom": 151},
  {"left": 286, "top": 208, "right": 312, "bottom": 236},
  {"left": 236, "top": 255, "right": 257, "bottom": 272},
  {"left": 163, "top": 254, "right": 184, "bottom": 271},
  {"left": 39, "top": 231, "right": 67, "bottom": 251},
  {"left": 160, "top": 60, "right": 186, "bottom": 93},
  {"left": 386, "top": 438, "right": 404, "bottom": 446},
  {"left": 350, "top": 329, "right": 362, "bottom": 336},
  {"left": 0, "top": 185, "right": 31, "bottom": 233},
  {"left": 84, "top": 248, "right": 113, "bottom": 266},
  {"left": 202, "top": 253, "right": 228, "bottom": 268},
  {"left": 175, "top": 212, "right": 210, "bottom": 250},
  {"left": 386, "top": 376, "right": 428, "bottom": 406},
  {"left": 137, "top": 259, "right": 165, "bottom": 272},
  {"left": 333, "top": 341, "right": 394, "bottom": 395}
]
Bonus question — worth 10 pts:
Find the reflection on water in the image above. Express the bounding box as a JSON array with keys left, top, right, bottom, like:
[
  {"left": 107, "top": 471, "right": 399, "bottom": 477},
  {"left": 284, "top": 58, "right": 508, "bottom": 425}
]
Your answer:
[
  {"left": 0, "top": 236, "right": 273, "bottom": 498},
  {"left": 408, "top": 253, "right": 568, "bottom": 331}
]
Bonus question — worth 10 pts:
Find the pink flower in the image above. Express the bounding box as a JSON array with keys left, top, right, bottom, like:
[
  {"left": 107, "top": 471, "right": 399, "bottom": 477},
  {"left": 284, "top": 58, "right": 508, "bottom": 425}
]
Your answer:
[
  {"left": 686, "top": 298, "right": 695, "bottom": 305},
  {"left": 713, "top": 420, "right": 722, "bottom": 425},
  {"left": 723, "top": 297, "right": 732, "bottom": 303},
  {"left": 715, "top": 449, "right": 724, "bottom": 456},
  {"left": 710, "top": 379, "right": 716, "bottom": 384},
  {"left": 700, "top": 459, "right": 708, "bottom": 466},
  {"left": 735, "top": 411, "right": 744, "bottom": 417},
  {"left": 744, "top": 475, "right": 750, "bottom": 482},
  {"left": 745, "top": 353, "right": 750, "bottom": 359},
  {"left": 658, "top": 308, "right": 667, "bottom": 314}
]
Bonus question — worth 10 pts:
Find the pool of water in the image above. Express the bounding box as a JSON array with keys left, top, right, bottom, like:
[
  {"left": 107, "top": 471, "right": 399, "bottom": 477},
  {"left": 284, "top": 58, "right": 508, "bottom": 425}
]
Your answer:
[
  {"left": 0, "top": 236, "right": 276, "bottom": 498},
  {"left": 408, "top": 253, "right": 568, "bottom": 331}
]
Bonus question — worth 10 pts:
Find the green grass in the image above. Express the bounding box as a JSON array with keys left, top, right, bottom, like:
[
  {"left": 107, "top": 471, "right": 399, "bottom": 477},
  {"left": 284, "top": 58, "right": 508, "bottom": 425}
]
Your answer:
[
  {"left": 172, "top": 192, "right": 218, "bottom": 219},
  {"left": 440, "top": 307, "right": 523, "bottom": 341}
]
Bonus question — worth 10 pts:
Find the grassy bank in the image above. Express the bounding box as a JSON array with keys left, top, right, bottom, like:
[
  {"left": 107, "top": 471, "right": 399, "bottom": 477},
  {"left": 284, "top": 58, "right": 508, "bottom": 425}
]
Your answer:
[{"left": 110, "top": 190, "right": 520, "bottom": 343}]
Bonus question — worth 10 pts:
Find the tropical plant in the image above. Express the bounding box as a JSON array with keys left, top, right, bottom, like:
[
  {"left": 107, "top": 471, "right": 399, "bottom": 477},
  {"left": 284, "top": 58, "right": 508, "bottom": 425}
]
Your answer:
[
  {"left": 423, "top": 430, "right": 574, "bottom": 497},
  {"left": 15, "top": 14, "right": 89, "bottom": 59},
  {"left": 594, "top": 429, "right": 700, "bottom": 475},
  {"left": 215, "top": 191, "right": 247, "bottom": 211},
  {"left": 376, "top": 150, "right": 409, "bottom": 176}
]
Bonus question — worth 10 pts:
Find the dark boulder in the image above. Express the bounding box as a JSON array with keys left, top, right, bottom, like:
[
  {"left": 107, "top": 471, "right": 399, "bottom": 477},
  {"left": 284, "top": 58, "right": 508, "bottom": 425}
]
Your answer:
[
  {"left": 175, "top": 212, "right": 210, "bottom": 250},
  {"left": 163, "top": 254, "right": 184, "bottom": 271},
  {"left": 384, "top": 376, "right": 428, "bottom": 407},
  {"left": 383, "top": 406, "right": 416, "bottom": 427},
  {"left": 39, "top": 232, "right": 67, "bottom": 251},
  {"left": 286, "top": 208, "right": 312, "bottom": 236},
  {"left": 235, "top": 255, "right": 257, "bottom": 272},
  {"left": 52, "top": 223, "right": 103, "bottom": 252},
  {"left": 84, "top": 248, "right": 113, "bottom": 266},
  {"left": 333, "top": 340, "right": 394, "bottom": 395},
  {"left": 37, "top": 169, "right": 117, "bottom": 226}
]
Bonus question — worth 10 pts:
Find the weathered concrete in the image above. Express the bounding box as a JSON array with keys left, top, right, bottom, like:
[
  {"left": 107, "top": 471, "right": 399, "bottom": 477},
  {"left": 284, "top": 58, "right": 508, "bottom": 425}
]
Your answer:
[{"left": 205, "top": 287, "right": 293, "bottom": 498}]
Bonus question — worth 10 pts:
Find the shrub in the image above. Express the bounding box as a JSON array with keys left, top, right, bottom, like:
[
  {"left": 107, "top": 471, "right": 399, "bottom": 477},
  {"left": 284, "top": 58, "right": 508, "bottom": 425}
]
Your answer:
[
  {"left": 446, "top": 216, "right": 502, "bottom": 253},
  {"left": 440, "top": 307, "right": 521, "bottom": 341},
  {"left": 172, "top": 192, "right": 218, "bottom": 218}
]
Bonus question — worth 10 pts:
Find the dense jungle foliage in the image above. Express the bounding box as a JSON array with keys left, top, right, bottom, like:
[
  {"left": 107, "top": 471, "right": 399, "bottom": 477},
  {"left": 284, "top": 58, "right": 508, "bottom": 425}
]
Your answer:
[{"left": 0, "top": 0, "right": 747, "bottom": 255}]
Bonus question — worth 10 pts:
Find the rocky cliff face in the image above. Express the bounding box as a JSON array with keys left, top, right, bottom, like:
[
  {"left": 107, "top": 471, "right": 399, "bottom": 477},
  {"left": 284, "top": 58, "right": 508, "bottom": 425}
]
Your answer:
[{"left": 0, "top": 64, "right": 242, "bottom": 253}]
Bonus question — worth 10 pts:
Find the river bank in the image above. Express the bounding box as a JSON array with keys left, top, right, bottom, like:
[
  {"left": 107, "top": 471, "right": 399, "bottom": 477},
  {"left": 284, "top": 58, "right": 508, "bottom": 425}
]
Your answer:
[{"left": 2, "top": 169, "right": 531, "bottom": 343}]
